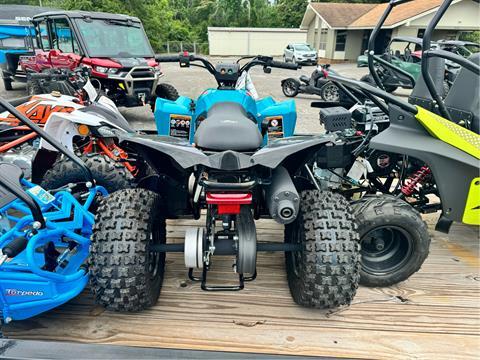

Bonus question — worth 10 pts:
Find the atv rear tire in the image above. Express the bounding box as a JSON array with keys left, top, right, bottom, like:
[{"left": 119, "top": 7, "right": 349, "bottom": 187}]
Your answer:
[
  {"left": 282, "top": 78, "right": 300, "bottom": 97},
  {"left": 155, "top": 83, "right": 179, "bottom": 101},
  {"left": 285, "top": 190, "right": 360, "bottom": 309},
  {"left": 90, "top": 188, "right": 166, "bottom": 311},
  {"left": 41, "top": 153, "right": 134, "bottom": 193},
  {"left": 2, "top": 77, "right": 13, "bottom": 91},
  {"left": 353, "top": 195, "right": 430, "bottom": 287}
]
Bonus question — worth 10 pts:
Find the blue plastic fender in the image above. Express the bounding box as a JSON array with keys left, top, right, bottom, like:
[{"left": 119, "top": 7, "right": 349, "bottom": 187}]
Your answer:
[{"left": 154, "top": 88, "right": 297, "bottom": 146}]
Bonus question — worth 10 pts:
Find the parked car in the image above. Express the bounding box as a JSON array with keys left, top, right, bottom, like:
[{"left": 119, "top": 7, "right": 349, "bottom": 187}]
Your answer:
[
  {"left": 283, "top": 43, "right": 318, "bottom": 65},
  {"left": 17, "top": 10, "right": 177, "bottom": 107}
]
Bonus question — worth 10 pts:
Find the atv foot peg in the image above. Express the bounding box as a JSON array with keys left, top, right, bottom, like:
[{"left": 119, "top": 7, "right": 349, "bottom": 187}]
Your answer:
[{"left": 188, "top": 267, "right": 257, "bottom": 291}]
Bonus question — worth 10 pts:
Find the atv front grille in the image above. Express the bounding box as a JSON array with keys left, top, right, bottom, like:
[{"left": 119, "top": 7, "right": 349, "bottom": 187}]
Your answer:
[{"left": 130, "top": 68, "right": 155, "bottom": 79}]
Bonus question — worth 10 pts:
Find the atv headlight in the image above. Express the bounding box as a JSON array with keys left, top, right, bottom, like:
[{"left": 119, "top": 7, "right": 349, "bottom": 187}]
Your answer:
[
  {"left": 95, "top": 126, "right": 116, "bottom": 138},
  {"left": 95, "top": 66, "right": 109, "bottom": 73}
]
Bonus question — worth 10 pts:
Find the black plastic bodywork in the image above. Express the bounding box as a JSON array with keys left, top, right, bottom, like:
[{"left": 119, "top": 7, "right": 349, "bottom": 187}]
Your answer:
[
  {"left": 370, "top": 105, "right": 477, "bottom": 224},
  {"left": 119, "top": 132, "right": 337, "bottom": 217}
]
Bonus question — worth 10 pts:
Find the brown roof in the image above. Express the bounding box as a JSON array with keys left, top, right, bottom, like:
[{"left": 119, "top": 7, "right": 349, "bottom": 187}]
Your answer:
[
  {"left": 350, "top": 0, "right": 444, "bottom": 27},
  {"left": 309, "top": 2, "right": 376, "bottom": 28},
  {"left": 309, "top": 0, "right": 446, "bottom": 28}
]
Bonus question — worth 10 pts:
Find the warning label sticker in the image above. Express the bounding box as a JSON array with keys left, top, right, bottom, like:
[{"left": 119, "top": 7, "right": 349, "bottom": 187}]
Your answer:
[
  {"left": 266, "top": 116, "right": 284, "bottom": 139},
  {"left": 169, "top": 114, "right": 192, "bottom": 139}
]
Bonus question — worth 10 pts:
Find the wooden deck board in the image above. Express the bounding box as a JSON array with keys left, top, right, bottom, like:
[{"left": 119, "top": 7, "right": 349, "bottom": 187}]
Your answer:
[{"left": 3, "top": 218, "right": 479, "bottom": 359}]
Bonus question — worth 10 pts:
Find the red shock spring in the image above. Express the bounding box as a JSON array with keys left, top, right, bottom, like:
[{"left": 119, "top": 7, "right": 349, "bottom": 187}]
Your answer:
[{"left": 401, "top": 166, "right": 431, "bottom": 196}]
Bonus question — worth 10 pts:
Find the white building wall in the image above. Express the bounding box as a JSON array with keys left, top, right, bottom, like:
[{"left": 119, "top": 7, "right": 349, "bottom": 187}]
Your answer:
[
  {"left": 208, "top": 27, "right": 307, "bottom": 56},
  {"left": 407, "top": 0, "right": 479, "bottom": 30}
]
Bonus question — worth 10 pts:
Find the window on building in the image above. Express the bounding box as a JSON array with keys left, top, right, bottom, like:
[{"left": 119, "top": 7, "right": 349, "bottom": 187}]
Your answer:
[
  {"left": 52, "top": 18, "right": 80, "bottom": 54},
  {"left": 335, "top": 30, "right": 347, "bottom": 52},
  {"left": 319, "top": 29, "right": 328, "bottom": 50}
]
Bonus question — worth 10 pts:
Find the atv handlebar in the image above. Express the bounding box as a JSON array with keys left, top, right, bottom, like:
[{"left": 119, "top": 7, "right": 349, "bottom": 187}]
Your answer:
[
  {"left": 155, "top": 54, "right": 182, "bottom": 62},
  {"left": 268, "top": 60, "right": 300, "bottom": 70},
  {"left": 155, "top": 53, "right": 299, "bottom": 88}
]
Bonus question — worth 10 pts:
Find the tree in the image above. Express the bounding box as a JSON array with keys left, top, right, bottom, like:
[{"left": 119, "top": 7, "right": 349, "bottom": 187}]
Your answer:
[{"left": 276, "top": 0, "right": 307, "bottom": 28}]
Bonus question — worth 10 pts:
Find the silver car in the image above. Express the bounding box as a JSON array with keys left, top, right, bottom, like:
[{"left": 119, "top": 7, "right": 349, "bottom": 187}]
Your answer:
[{"left": 284, "top": 43, "right": 318, "bottom": 65}]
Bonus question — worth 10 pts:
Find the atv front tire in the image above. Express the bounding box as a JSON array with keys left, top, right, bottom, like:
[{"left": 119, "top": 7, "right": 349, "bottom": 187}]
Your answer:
[
  {"left": 353, "top": 195, "right": 430, "bottom": 287},
  {"left": 155, "top": 83, "right": 179, "bottom": 101},
  {"left": 41, "top": 153, "right": 134, "bottom": 193},
  {"left": 90, "top": 188, "right": 166, "bottom": 311},
  {"left": 285, "top": 190, "right": 360, "bottom": 309}
]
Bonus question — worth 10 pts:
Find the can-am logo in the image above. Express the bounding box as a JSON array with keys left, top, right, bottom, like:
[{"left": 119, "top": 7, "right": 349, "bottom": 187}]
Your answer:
[{"left": 5, "top": 289, "right": 44, "bottom": 296}]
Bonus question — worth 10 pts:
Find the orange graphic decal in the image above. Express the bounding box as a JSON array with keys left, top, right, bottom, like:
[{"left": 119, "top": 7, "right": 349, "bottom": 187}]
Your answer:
[{"left": 0, "top": 100, "right": 75, "bottom": 126}]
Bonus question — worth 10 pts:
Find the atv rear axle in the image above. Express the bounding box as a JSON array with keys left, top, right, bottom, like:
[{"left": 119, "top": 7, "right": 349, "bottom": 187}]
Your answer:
[{"left": 149, "top": 241, "right": 302, "bottom": 254}]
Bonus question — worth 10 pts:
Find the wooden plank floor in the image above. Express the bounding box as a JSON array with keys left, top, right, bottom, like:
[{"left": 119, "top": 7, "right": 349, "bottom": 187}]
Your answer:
[{"left": 3, "top": 214, "right": 479, "bottom": 359}]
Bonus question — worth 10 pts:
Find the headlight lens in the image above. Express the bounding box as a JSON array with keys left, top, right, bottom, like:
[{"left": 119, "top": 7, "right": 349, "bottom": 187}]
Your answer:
[
  {"left": 108, "top": 68, "right": 119, "bottom": 74},
  {"left": 95, "top": 66, "right": 108, "bottom": 73},
  {"left": 95, "top": 126, "right": 116, "bottom": 137}
]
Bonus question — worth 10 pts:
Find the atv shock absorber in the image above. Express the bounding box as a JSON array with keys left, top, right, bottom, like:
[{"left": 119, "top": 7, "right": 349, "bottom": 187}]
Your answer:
[{"left": 401, "top": 166, "right": 431, "bottom": 196}]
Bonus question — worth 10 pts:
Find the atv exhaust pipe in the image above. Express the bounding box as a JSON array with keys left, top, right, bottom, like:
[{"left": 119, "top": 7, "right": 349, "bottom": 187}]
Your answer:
[{"left": 265, "top": 166, "right": 300, "bottom": 225}]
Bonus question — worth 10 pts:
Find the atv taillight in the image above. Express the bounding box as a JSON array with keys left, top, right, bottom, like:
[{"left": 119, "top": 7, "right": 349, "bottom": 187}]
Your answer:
[{"left": 206, "top": 193, "right": 252, "bottom": 215}]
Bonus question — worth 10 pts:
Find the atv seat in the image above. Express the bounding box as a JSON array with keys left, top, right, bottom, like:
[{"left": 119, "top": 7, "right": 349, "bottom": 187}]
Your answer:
[
  {"left": 299, "top": 75, "right": 310, "bottom": 83},
  {"left": 443, "top": 53, "right": 480, "bottom": 134},
  {"left": 0, "top": 163, "right": 24, "bottom": 209},
  {"left": 194, "top": 102, "right": 263, "bottom": 151},
  {"left": 409, "top": 54, "right": 479, "bottom": 133}
]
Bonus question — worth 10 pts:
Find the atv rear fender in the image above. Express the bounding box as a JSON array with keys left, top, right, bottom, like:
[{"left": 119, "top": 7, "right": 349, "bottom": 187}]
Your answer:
[
  {"left": 370, "top": 105, "right": 479, "bottom": 227},
  {"left": 119, "top": 133, "right": 337, "bottom": 173}
]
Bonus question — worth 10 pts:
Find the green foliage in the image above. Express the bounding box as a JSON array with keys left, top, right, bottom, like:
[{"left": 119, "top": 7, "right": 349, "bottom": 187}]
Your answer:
[
  {"left": 459, "top": 31, "right": 480, "bottom": 44},
  {"left": 0, "top": 0, "right": 386, "bottom": 50}
]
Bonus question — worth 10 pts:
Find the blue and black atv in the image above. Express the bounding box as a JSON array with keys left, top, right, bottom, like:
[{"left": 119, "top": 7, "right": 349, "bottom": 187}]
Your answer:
[
  {"left": 0, "top": 97, "right": 106, "bottom": 326},
  {"left": 153, "top": 54, "right": 299, "bottom": 145},
  {"left": 89, "top": 54, "right": 361, "bottom": 311}
]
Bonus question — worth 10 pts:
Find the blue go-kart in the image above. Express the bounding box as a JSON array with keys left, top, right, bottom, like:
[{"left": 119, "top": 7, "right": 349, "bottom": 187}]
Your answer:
[
  {"left": 153, "top": 54, "right": 300, "bottom": 144},
  {"left": 0, "top": 98, "right": 106, "bottom": 325}
]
